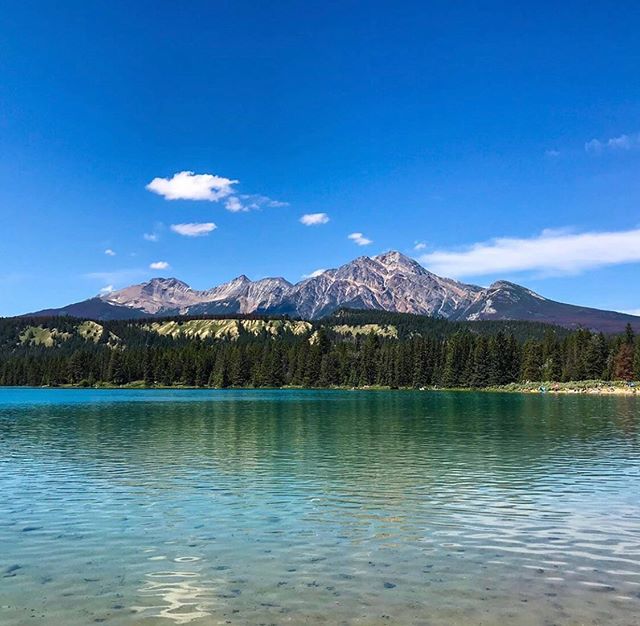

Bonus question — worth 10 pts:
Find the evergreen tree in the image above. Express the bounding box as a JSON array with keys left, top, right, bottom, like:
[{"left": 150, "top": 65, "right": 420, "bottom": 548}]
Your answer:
[
  {"left": 583, "top": 333, "right": 607, "bottom": 380},
  {"left": 210, "top": 348, "right": 229, "bottom": 388},
  {"left": 143, "top": 348, "right": 154, "bottom": 387},
  {"left": 521, "top": 339, "right": 543, "bottom": 381},
  {"left": 1, "top": 313, "right": 637, "bottom": 389},
  {"left": 469, "top": 335, "right": 490, "bottom": 387},
  {"left": 106, "top": 349, "right": 125, "bottom": 385},
  {"left": 624, "top": 323, "right": 635, "bottom": 346}
]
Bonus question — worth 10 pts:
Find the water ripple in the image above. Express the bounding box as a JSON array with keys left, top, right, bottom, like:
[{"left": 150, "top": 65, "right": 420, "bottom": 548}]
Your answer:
[{"left": 0, "top": 388, "right": 639, "bottom": 625}]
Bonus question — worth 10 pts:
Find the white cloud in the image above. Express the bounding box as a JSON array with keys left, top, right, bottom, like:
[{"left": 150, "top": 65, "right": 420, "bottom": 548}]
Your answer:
[
  {"left": 99, "top": 285, "right": 114, "bottom": 295},
  {"left": 146, "top": 171, "right": 238, "bottom": 201},
  {"left": 104, "top": 248, "right": 116, "bottom": 256},
  {"left": 413, "top": 241, "right": 427, "bottom": 251},
  {"left": 225, "top": 196, "right": 246, "bottom": 212},
  {"left": 150, "top": 261, "right": 170, "bottom": 270},
  {"left": 620, "top": 308, "right": 640, "bottom": 317},
  {"left": 146, "top": 172, "right": 286, "bottom": 214},
  {"left": 144, "top": 232, "right": 159, "bottom": 242},
  {"left": 241, "top": 194, "right": 288, "bottom": 210},
  {"left": 585, "top": 132, "right": 640, "bottom": 155},
  {"left": 348, "top": 232, "right": 372, "bottom": 246},
  {"left": 302, "top": 268, "right": 327, "bottom": 279},
  {"left": 418, "top": 227, "right": 640, "bottom": 278},
  {"left": 170, "top": 222, "right": 217, "bottom": 237},
  {"left": 223, "top": 194, "right": 286, "bottom": 212},
  {"left": 300, "top": 212, "right": 330, "bottom": 226},
  {"left": 545, "top": 149, "right": 560, "bottom": 158}
]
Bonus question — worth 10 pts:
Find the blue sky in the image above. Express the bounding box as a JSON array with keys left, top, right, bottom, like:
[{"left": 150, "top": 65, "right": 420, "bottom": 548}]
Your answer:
[{"left": 1, "top": 1, "right": 640, "bottom": 316}]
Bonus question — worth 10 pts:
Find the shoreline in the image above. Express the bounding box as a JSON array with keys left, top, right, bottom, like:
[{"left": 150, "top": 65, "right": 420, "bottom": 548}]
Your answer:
[
  {"left": 2, "top": 380, "right": 639, "bottom": 395},
  {"left": 484, "top": 380, "right": 639, "bottom": 396}
]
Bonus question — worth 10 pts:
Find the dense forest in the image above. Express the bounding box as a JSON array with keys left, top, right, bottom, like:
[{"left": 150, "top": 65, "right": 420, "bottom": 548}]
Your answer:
[{"left": 0, "top": 310, "right": 639, "bottom": 388}]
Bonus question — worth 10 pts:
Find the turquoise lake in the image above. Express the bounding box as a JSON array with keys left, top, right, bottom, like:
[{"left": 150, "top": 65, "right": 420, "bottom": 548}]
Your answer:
[{"left": 1, "top": 388, "right": 639, "bottom": 625}]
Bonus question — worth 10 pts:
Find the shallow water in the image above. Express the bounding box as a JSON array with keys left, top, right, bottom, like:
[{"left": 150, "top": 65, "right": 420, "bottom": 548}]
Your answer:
[{"left": 1, "top": 388, "right": 639, "bottom": 625}]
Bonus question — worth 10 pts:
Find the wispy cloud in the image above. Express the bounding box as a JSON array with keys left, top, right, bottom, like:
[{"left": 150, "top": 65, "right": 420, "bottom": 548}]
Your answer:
[
  {"left": 170, "top": 222, "right": 217, "bottom": 237},
  {"left": 225, "top": 196, "right": 245, "bottom": 212},
  {"left": 545, "top": 149, "right": 560, "bottom": 158},
  {"left": 99, "top": 285, "right": 115, "bottom": 295},
  {"left": 413, "top": 241, "right": 427, "bottom": 251},
  {"left": 146, "top": 171, "right": 237, "bottom": 201},
  {"left": 150, "top": 261, "right": 170, "bottom": 270},
  {"left": 252, "top": 195, "right": 288, "bottom": 208},
  {"left": 585, "top": 132, "right": 640, "bottom": 155},
  {"left": 418, "top": 228, "right": 640, "bottom": 277},
  {"left": 620, "top": 308, "right": 640, "bottom": 317},
  {"left": 302, "top": 268, "right": 327, "bottom": 279},
  {"left": 348, "top": 232, "right": 372, "bottom": 246},
  {"left": 300, "top": 213, "right": 329, "bottom": 226},
  {"left": 224, "top": 193, "right": 288, "bottom": 212},
  {"left": 144, "top": 232, "right": 159, "bottom": 242},
  {"left": 104, "top": 248, "right": 116, "bottom": 256},
  {"left": 146, "top": 171, "right": 286, "bottom": 214}
]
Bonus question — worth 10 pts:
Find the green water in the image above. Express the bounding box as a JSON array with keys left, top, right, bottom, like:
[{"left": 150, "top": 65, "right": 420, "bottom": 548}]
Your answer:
[{"left": 1, "top": 388, "right": 639, "bottom": 625}]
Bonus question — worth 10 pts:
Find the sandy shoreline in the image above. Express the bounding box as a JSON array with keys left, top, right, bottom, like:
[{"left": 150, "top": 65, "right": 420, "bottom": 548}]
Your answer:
[
  {"left": 493, "top": 381, "right": 639, "bottom": 395},
  {"left": 3, "top": 380, "right": 640, "bottom": 396}
]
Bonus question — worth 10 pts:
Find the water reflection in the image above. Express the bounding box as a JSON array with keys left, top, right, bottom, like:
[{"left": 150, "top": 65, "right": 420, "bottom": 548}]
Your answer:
[
  {"left": 0, "top": 389, "right": 639, "bottom": 625},
  {"left": 137, "top": 569, "right": 213, "bottom": 624}
]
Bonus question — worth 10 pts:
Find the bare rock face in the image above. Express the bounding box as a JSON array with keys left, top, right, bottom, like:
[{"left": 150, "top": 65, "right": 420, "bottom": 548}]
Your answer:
[
  {"left": 104, "top": 278, "right": 202, "bottom": 314},
  {"left": 104, "top": 275, "right": 294, "bottom": 316},
  {"left": 100, "top": 252, "right": 484, "bottom": 318},
  {"left": 280, "top": 251, "right": 484, "bottom": 318},
  {"left": 29, "top": 251, "right": 640, "bottom": 332}
]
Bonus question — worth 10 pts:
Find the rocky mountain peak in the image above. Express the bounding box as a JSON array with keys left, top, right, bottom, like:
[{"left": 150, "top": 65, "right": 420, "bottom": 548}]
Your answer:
[
  {"left": 488, "top": 280, "right": 547, "bottom": 301},
  {"left": 32, "top": 251, "right": 640, "bottom": 332},
  {"left": 144, "top": 277, "right": 191, "bottom": 291},
  {"left": 374, "top": 250, "right": 425, "bottom": 272},
  {"left": 254, "top": 276, "right": 292, "bottom": 287},
  {"left": 489, "top": 280, "right": 519, "bottom": 290},
  {"left": 102, "top": 276, "right": 200, "bottom": 314}
]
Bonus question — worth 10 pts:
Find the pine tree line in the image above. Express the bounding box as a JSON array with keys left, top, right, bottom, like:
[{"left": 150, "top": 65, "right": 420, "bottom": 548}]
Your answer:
[{"left": 1, "top": 321, "right": 639, "bottom": 388}]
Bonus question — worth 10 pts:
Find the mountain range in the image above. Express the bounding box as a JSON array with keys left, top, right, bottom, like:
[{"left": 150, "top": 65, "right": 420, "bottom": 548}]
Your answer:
[{"left": 28, "top": 251, "right": 640, "bottom": 333}]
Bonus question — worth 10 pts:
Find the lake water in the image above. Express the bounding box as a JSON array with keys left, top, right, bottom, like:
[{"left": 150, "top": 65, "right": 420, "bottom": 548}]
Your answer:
[{"left": 1, "top": 388, "right": 639, "bottom": 625}]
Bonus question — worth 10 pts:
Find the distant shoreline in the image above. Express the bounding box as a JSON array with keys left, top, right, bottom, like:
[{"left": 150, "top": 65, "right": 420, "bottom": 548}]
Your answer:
[
  {"left": 2, "top": 380, "right": 638, "bottom": 395},
  {"left": 484, "top": 381, "right": 639, "bottom": 395}
]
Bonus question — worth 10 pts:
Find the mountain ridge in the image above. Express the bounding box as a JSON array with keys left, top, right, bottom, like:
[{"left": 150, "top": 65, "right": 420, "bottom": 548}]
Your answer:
[{"left": 25, "top": 251, "right": 640, "bottom": 332}]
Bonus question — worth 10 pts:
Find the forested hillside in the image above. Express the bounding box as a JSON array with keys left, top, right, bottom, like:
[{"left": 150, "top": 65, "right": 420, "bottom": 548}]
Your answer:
[{"left": 0, "top": 310, "right": 638, "bottom": 388}]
